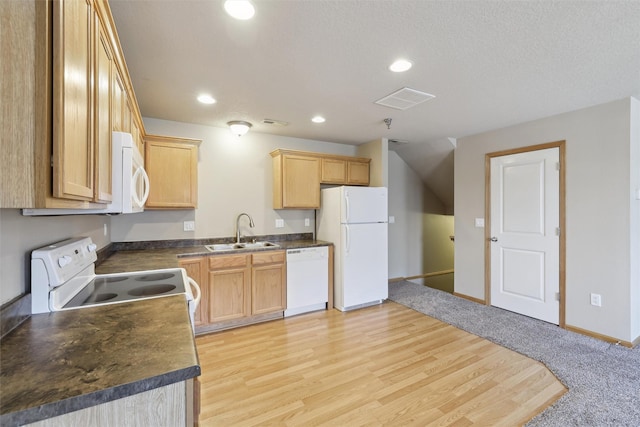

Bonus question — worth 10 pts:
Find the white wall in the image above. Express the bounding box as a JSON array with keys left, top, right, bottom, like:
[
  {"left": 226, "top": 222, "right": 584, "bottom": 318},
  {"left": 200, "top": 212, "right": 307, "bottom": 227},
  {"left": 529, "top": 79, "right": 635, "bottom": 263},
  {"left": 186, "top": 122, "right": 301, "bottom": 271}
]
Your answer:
[
  {"left": 630, "top": 97, "right": 640, "bottom": 341},
  {"left": 357, "top": 138, "right": 389, "bottom": 187},
  {"left": 455, "top": 97, "right": 639, "bottom": 343},
  {"left": 423, "top": 214, "right": 454, "bottom": 274},
  {"left": 111, "top": 118, "right": 360, "bottom": 242},
  {"left": 0, "top": 209, "right": 110, "bottom": 304},
  {"left": 387, "top": 151, "right": 449, "bottom": 280}
]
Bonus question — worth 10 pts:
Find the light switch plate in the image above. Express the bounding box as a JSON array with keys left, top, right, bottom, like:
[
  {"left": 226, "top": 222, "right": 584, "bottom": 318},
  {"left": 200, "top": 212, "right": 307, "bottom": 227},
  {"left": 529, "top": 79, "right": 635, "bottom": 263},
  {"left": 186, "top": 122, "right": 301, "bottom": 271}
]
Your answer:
[
  {"left": 389, "top": 216, "right": 395, "bottom": 224},
  {"left": 275, "top": 219, "right": 284, "bottom": 228},
  {"left": 183, "top": 221, "right": 195, "bottom": 231},
  {"left": 475, "top": 218, "right": 485, "bottom": 228},
  {"left": 305, "top": 218, "right": 310, "bottom": 227}
]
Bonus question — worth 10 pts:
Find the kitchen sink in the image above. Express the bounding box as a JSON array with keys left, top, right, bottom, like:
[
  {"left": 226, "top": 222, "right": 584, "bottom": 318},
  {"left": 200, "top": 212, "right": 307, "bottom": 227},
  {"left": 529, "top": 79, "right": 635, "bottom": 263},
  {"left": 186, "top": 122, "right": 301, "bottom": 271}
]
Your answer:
[{"left": 205, "top": 241, "right": 280, "bottom": 252}]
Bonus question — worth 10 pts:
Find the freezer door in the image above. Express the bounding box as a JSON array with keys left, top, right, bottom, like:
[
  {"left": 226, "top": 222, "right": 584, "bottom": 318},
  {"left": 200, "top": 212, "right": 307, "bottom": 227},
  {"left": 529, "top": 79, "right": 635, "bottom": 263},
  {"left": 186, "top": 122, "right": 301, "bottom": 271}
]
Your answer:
[
  {"left": 340, "top": 223, "right": 388, "bottom": 308},
  {"left": 341, "top": 186, "right": 388, "bottom": 224}
]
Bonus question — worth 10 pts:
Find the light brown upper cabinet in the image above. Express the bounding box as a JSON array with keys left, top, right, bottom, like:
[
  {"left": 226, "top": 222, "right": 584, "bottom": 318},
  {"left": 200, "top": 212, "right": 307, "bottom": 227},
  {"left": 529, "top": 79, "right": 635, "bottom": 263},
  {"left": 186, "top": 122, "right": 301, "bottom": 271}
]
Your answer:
[
  {"left": 271, "top": 149, "right": 370, "bottom": 209},
  {"left": 0, "top": 0, "right": 145, "bottom": 209},
  {"left": 346, "top": 159, "right": 370, "bottom": 185},
  {"left": 145, "top": 134, "right": 200, "bottom": 209},
  {"left": 271, "top": 151, "right": 321, "bottom": 209},
  {"left": 94, "top": 13, "right": 113, "bottom": 203},
  {"left": 321, "top": 158, "right": 347, "bottom": 184},
  {"left": 321, "top": 157, "right": 371, "bottom": 186},
  {"left": 52, "top": 0, "right": 96, "bottom": 202}
]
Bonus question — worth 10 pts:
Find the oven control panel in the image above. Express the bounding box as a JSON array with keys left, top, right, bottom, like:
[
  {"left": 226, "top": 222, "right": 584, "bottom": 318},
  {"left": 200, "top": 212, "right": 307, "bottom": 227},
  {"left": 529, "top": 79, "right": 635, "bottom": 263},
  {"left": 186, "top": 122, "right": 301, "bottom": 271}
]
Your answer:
[{"left": 31, "top": 237, "right": 98, "bottom": 288}]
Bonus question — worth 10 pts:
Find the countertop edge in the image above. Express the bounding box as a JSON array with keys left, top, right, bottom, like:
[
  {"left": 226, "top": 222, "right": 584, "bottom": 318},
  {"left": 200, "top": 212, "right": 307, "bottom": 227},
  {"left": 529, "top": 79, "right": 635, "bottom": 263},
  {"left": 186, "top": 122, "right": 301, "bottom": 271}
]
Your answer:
[
  {"left": 0, "top": 365, "right": 200, "bottom": 427},
  {"left": 176, "top": 239, "right": 333, "bottom": 258}
]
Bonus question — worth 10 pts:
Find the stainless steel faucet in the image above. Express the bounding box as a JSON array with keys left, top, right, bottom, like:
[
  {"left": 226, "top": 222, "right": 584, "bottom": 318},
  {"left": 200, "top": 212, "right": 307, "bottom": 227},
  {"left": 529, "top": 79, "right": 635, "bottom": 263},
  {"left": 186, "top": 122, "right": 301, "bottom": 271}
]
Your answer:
[{"left": 236, "top": 213, "right": 255, "bottom": 244}]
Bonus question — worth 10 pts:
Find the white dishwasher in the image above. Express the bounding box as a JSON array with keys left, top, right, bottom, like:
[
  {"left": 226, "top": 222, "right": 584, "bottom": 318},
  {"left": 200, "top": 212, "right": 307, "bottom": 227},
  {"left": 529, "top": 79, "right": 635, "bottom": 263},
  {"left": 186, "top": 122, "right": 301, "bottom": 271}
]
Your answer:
[{"left": 285, "top": 246, "right": 329, "bottom": 317}]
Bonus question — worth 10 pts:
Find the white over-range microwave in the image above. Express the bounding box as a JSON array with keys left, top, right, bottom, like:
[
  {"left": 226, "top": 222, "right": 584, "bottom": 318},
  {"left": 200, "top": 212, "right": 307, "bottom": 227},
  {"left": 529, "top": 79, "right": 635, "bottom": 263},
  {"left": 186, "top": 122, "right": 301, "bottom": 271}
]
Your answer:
[{"left": 23, "top": 132, "right": 150, "bottom": 216}]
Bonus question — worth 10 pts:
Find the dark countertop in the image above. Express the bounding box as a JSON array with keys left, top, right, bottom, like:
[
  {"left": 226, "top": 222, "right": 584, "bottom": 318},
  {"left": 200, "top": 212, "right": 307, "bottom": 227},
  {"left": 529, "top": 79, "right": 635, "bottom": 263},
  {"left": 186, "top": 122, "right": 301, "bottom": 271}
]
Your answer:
[
  {"left": 0, "top": 236, "right": 329, "bottom": 426},
  {"left": 96, "top": 239, "right": 333, "bottom": 274},
  {"left": 0, "top": 295, "right": 200, "bottom": 427}
]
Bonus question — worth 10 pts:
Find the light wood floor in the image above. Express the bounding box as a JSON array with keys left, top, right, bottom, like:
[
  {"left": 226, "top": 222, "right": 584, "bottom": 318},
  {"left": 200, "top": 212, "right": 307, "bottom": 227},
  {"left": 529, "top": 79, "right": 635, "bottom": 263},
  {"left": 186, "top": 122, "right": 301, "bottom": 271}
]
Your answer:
[{"left": 195, "top": 302, "right": 566, "bottom": 426}]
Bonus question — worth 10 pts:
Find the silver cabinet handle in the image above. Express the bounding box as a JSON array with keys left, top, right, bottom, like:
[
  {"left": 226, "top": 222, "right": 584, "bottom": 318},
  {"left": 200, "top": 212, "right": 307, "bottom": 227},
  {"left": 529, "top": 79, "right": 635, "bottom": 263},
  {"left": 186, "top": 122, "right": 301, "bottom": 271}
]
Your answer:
[{"left": 490, "top": 237, "right": 498, "bottom": 242}]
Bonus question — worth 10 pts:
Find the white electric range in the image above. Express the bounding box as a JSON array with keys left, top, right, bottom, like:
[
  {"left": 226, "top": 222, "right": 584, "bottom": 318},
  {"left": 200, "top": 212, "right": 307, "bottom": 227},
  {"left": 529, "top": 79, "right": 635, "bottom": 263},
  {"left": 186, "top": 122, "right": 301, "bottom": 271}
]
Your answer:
[{"left": 31, "top": 237, "right": 200, "bottom": 329}]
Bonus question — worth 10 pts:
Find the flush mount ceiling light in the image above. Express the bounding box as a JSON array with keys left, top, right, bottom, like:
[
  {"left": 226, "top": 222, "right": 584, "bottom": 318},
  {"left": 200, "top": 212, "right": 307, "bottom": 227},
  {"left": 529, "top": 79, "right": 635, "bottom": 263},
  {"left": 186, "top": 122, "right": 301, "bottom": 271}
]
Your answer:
[
  {"left": 227, "top": 120, "right": 252, "bottom": 136},
  {"left": 389, "top": 59, "right": 413, "bottom": 72},
  {"left": 311, "top": 116, "right": 326, "bottom": 123},
  {"left": 197, "top": 94, "right": 216, "bottom": 104},
  {"left": 224, "top": 0, "right": 255, "bottom": 20}
]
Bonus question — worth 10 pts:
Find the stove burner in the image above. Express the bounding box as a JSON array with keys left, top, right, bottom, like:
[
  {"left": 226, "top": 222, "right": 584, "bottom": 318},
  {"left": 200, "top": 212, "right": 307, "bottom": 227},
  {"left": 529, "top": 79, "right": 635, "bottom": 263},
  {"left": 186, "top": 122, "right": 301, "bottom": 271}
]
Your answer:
[
  {"left": 135, "top": 273, "right": 176, "bottom": 282},
  {"left": 94, "top": 276, "right": 128, "bottom": 284},
  {"left": 84, "top": 293, "right": 118, "bottom": 304},
  {"left": 127, "top": 284, "right": 177, "bottom": 297}
]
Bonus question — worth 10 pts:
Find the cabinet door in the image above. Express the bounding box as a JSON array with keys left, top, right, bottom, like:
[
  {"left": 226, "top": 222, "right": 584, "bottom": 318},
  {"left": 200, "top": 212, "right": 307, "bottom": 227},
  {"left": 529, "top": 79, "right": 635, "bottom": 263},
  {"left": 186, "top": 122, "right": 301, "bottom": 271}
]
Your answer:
[
  {"left": 321, "top": 158, "right": 347, "bottom": 184},
  {"left": 94, "top": 16, "right": 112, "bottom": 203},
  {"left": 111, "top": 67, "right": 125, "bottom": 131},
  {"left": 208, "top": 267, "right": 251, "bottom": 323},
  {"left": 145, "top": 136, "right": 199, "bottom": 209},
  {"left": 52, "top": 0, "right": 94, "bottom": 201},
  {"left": 252, "top": 251, "right": 286, "bottom": 315},
  {"left": 131, "top": 118, "right": 143, "bottom": 153},
  {"left": 178, "top": 257, "right": 207, "bottom": 328},
  {"left": 252, "top": 264, "right": 285, "bottom": 315},
  {"left": 347, "top": 161, "right": 370, "bottom": 186},
  {"left": 122, "top": 96, "right": 132, "bottom": 134},
  {"left": 282, "top": 155, "right": 320, "bottom": 208}
]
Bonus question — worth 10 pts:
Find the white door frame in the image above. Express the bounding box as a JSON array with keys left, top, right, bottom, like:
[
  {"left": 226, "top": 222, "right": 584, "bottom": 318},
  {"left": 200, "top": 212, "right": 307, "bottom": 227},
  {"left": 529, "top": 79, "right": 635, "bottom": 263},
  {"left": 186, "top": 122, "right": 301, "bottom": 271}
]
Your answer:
[{"left": 484, "top": 141, "right": 566, "bottom": 328}]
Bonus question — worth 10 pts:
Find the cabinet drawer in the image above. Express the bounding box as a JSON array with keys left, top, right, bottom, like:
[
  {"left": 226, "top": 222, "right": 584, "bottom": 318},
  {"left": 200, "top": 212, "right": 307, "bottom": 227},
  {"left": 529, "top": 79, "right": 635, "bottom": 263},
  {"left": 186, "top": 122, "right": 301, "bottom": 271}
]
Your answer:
[
  {"left": 252, "top": 251, "right": 285, "bottom": 265},
  {"left": 209, "top": 254, "right": 249, "bottom": 270}
]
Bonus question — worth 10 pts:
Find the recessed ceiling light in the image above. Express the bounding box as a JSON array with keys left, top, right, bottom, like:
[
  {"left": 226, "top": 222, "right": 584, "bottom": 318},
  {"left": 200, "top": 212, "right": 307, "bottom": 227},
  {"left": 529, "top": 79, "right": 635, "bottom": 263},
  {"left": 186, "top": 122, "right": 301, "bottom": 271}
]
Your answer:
[
  {"left": 224, "top": 0, "right": 255, "bottom": 20},
  {"left": 389, "top": 59, "right": 412, "bottom": 72},
  {"left": 311, "top": 116, "right": 326, "bottom": 123},
  {"left": 197, "top": 94, "right": 216, "bottom": 104}
]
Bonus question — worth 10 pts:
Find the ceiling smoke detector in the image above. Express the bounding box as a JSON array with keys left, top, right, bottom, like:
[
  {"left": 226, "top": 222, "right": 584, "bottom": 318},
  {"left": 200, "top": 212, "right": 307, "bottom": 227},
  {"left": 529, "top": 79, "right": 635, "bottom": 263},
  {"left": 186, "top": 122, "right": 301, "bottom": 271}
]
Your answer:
[{"left": 375, "top": 87, "right": 435, "bottom": 111}]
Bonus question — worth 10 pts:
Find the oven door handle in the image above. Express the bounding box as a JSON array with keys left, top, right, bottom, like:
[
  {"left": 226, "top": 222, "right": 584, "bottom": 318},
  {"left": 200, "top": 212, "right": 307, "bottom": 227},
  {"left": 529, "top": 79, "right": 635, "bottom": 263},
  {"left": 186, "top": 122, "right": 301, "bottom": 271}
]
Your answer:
[{"left": 188, "top": 277, "right": 201, "bottom": 309}]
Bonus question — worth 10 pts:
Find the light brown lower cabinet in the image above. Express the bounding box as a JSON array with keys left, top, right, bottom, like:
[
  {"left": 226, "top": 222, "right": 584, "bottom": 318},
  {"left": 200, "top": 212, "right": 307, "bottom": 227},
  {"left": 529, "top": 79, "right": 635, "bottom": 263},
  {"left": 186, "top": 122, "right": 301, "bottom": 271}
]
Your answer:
[
  {"left": 25, "top": 379, "right": 194, "bottom": 427},
  {"left": 251, "top": 251, "right": 286, "bottom": 315},
  {"left": 178, "top": 256, "right": 207, "bottom": 328},
  {"left": 182, "top": 251, "right": 286, "bottom": 334}
]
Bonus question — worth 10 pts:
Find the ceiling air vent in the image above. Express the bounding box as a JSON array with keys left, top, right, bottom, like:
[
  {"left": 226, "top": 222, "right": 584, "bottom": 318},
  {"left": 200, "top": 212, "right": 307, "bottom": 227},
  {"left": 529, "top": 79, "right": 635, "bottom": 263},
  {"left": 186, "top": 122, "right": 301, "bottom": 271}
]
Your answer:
[
  {"left": 262, "top": 118, "right": 289, "bottom": 126},
  {"left": 375, "top": 87, "right": 435, "bottom": 111}
]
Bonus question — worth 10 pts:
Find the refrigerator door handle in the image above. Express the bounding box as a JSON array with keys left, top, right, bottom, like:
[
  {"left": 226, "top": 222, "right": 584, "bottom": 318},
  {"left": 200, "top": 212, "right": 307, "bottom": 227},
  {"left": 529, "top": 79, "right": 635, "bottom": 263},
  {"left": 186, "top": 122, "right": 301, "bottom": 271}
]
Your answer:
[
  {"left": 345, "top": 224, "right": 350, "bottom": 255},
  {"left": 344, "top": 192, "right": 350, "bottom": 223}
]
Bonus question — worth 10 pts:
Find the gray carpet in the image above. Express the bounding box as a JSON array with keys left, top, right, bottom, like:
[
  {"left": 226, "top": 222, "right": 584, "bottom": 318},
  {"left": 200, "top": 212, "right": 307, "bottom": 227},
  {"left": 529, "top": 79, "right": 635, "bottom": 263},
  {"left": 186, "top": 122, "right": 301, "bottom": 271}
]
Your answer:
[{"left": 388, "top": 280, "right": 640, "bottom": 427}]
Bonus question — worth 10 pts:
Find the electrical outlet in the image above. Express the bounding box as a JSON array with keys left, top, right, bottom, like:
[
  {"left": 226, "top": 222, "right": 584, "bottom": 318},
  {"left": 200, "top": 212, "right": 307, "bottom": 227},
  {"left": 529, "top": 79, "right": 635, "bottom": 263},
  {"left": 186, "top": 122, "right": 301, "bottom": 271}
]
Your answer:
[
  {"left": 183, "top": 221, "right": 195, "bottom": 232},
  {"left": 304, "top": 218, "right": 310, "bottom": 227},
  {"left": 103, "top": 223, "right": 108, "bottom": 236},
  {"left": 389, "top": 216, "right": 395, "bottom": 224},
  {"left": 590, "top": 293, "right": 602, "bottom": 307},
  {"left": 275, "top": 219, "right": 284, "bottom": 228}
]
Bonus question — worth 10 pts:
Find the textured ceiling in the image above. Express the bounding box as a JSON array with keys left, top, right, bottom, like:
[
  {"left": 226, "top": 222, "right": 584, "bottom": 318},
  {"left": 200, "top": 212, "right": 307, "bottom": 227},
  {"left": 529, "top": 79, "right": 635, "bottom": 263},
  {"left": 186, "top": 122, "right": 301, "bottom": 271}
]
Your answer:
[{"left": 109, "top": 0, "right": 640, "bottom": 207}]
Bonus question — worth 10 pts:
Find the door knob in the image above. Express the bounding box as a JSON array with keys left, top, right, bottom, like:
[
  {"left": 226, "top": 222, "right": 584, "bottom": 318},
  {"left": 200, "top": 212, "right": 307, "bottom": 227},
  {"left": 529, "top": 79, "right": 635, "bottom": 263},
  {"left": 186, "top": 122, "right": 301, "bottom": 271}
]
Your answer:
[{"left": 490, "top": 237, "right": 498, "bottom": 242}]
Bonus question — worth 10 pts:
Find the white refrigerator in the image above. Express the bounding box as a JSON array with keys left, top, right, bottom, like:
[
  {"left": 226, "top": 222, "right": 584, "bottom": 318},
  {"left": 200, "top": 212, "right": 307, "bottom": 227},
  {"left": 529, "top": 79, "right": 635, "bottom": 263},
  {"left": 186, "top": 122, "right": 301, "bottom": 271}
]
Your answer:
[{"left": 317, "top": 186, "right": 388, "bottom": 311}]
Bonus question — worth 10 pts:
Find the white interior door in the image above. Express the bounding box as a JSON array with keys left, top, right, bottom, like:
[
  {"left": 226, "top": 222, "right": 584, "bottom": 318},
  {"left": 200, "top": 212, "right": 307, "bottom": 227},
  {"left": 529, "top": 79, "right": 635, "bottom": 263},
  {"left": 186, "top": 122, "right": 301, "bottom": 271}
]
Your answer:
[{"left": 490, "top": 148, "right": 559, "bottom": 324}]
